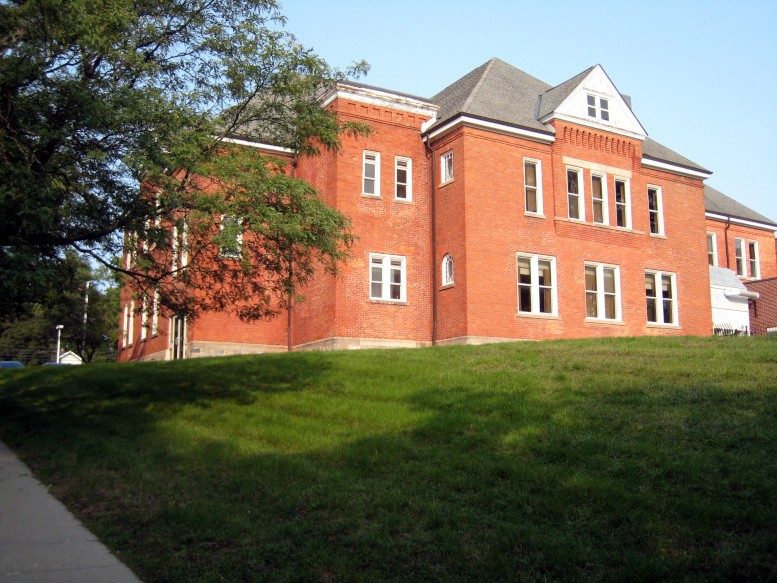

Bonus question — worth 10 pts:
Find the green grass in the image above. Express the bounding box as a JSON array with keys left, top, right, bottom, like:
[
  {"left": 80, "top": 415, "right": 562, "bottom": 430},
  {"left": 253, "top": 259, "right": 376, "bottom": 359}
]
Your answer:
[{"left": 1, "top": 336, "right": 776, "bottom": 582}]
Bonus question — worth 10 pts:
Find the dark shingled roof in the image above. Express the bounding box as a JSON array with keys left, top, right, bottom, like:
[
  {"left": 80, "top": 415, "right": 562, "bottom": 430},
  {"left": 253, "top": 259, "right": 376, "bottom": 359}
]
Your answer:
[
  {"left": 704, "top": 185, "right": 777, "bottom": 227},
  {"left": 427, "top": 58, "right": 709, "bottom": 174},
  {"left": 537, "top": 66, "right": 594, "bottom": 119},
  {"left": 642, "top": 137, "right": 710, "bottom": 174},
  {"left": 429, "top": 58, "right": 553, "bottom": 135}
]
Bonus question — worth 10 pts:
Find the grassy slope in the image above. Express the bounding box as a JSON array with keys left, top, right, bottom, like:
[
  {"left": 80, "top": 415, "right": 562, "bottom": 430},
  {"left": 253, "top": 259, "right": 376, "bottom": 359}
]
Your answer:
[{"left": 1, "top": 336, "right": 776, "bottom": 582}]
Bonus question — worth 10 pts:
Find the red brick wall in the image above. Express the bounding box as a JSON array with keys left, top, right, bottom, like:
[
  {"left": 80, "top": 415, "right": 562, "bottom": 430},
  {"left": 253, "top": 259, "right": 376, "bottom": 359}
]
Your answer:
[
  {"left": 429, "top": 121, "right": 711, "bottom": 341},
  {"left": 745, "top": 277, "right": 777, "bottom": 335},
  {"left": 317, "top": 97, "right": 434, "bottom": 343},
  {"left": 705, "top": 219, "right": 777, "bottom": 280}
]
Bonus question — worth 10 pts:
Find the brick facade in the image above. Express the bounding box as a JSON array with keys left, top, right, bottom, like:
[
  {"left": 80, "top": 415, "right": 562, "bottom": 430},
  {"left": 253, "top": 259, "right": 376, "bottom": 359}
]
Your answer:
[
  {"left": 119, "top": 60, "right": 776, "bottom": 361},
  {"left": 745, "top": 278, "right": 777, "bottom": 336}
]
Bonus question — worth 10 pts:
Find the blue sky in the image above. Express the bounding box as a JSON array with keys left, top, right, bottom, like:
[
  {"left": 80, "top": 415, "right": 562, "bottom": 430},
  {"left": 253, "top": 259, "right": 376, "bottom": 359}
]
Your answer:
[{"left": 281, "top": 0, "right": 777, "bottom": 223}]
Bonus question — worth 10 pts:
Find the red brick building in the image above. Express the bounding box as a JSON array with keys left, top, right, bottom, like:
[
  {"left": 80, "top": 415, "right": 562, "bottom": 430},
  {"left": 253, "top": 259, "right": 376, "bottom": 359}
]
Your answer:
[{"left": 119, "top": 59, "right": 776, "bottom": 361}]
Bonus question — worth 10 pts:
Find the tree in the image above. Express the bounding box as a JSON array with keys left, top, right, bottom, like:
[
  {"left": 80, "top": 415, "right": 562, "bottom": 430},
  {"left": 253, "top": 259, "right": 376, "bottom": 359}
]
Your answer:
[
  {"left": 0, "top": 251, "right": 119, "bottom": 364},
  {"left": 0, "top": 0, "right": 368, "bottom": 321}
]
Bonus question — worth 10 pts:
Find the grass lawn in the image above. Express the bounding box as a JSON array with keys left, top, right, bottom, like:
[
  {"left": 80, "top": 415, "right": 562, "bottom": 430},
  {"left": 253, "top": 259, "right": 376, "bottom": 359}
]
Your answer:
[{"left": 1, "top": 336, "right": 776, "bottom": 581}]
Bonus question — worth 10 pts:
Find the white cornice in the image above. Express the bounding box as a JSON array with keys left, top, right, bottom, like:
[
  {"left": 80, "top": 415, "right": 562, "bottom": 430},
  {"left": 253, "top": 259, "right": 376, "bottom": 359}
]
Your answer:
[
  {"left": 220, "top": 137, "right": 294, "bottom": 154},
  {"left": 641, "top": 157, "right": 711, "bottom": 180},
  {"left": 424, "top": 114, "right": 555, "bottom": 145},
  {"left": 321, "top": 83, "right": 438, "bottom": 117},
  {"left": 705, "top": 211, "right": 777, "bottom": 232}
]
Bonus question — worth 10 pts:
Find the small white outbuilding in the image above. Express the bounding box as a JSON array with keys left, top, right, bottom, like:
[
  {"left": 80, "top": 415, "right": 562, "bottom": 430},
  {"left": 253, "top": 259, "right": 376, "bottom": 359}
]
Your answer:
[{"left": 710, "top": 266, "right": 759, "bottom": 335}]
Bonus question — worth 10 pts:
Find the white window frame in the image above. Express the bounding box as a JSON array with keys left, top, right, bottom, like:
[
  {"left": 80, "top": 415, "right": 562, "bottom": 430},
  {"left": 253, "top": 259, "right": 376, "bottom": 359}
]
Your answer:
[
  {"left": 614, "top": 177, "right": 632, "bottom": 229},
  {"left": 151, "top": 290, "right": 159, "bottom": 336},
  {"left": 566, "top": 167, "right": 585, "bottom": 221},
  {"left": 369, "top": 253, "right": 407, "bottom": 302},
  {"left": 707, "top": 232, "right": 718, "bottom": 267},
  {"left": 586, "top": 94, "right": 610, "bottom": 121},
  {"left": 523, "top": 158, "right": 543, "bottom": 215},
  {"left": 128, "top": 300, "right": 135, "bottom": 345},
  {"left": 441, "top": 151, "right": 454, "bottom": 184},
  {"left": 516, "top": 253, "right": 558, "bottom": 317},
  {"left": 219, "top": 215, "right": 243, "bottom": 259},
  {"left": 584, "top": 262, "right": 621, "bottom": 321},
  {"left": 140, "top": 295, "right": 148, "bottom": 341},
  {"left": 442, "top": 254, "right": 454, "bottom": 287},
  {"left": 647, "top": 185, "right": 664, "bottom": 235},
  {"left": 748, "top": 240, "right": 760, "bottom": 279},
  {"left": 734, "top": 238, "right": 746, "bottom": 276},
  {"left": 645, "top": 270, "right": 678, "bottom": 326},
  {"left": 363, "top": 150, "right": 380, "bottom": 196},
  {"left": 590, "top": 172, "right": 609, "bottom": 225},
  {"left": 122, "top": 303, "right": 130, "bottom": 348},
  {"left": 394, "top": 156, "right": 412, "bottom": 201}
]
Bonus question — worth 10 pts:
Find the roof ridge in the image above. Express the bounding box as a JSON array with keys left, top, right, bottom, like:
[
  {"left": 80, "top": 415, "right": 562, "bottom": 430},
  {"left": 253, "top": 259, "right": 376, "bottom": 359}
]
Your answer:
[{"left": 461, "top": 57, "right": 498, "bottom": 113}]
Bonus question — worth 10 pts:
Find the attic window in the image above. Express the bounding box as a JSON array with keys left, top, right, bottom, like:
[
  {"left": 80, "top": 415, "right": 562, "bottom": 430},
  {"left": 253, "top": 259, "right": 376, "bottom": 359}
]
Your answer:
[{"left": 586, "top": 95, "right": 610, "bottom": 121}]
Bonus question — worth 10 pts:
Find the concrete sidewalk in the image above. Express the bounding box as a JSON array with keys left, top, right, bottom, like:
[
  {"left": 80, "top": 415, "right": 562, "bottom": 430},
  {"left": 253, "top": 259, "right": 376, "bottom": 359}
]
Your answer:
[{"left": 0, "top": 440, "right": 141, "bottom": 582}]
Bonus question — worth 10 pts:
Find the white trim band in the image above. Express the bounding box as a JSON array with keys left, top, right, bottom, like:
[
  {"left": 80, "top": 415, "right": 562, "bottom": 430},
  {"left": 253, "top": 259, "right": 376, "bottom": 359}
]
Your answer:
[
  {"left": 321, "top": 84, "right": 438, "bottom": 117},
  {"left": 705, "top": 212, "right": 777, "bottom": 232},
  {"left": 641, "top": 156, "right": 711, "bottom": 179},
  {"left": 220, "top": 137, "right": 294, "bottom": 154},
  {"left": 424, "top": 114, "right": 555, "bottom": 144}
]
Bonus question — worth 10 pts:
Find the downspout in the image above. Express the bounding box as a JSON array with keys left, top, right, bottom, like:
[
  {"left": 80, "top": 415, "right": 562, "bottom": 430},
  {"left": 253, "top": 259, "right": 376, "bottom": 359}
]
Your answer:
[
  {"left": 287, "top": 157, "right": 298, "bottom": 352},
  {"left": 424, "top": 136, "right": 438, "bottom": 346},
  {"left": 723, "top": 216, "right": 731, "bottom": 270}
]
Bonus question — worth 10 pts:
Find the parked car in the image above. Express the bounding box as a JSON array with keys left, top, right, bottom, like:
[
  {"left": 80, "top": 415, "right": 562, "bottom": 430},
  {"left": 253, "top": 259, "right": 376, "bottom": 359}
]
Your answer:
[{"left": 0, "top": 361, "right": 24, "bottom": 369}]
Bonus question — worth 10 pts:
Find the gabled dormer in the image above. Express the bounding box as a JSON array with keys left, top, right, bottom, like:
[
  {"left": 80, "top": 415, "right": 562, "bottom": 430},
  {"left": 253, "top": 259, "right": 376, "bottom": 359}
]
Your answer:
[{"left": 538, "top": 65, "right": 647, "bottom": 141}]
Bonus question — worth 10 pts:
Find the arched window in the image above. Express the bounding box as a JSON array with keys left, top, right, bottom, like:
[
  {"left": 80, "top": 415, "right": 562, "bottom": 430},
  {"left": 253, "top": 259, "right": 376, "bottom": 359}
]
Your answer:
[{"left": 442, "top": 254, "right": 454, "bottom": 286}]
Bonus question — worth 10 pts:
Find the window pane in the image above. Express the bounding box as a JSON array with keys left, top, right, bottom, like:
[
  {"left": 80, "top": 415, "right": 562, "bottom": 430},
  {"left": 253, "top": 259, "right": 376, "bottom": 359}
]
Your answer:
[
  {"left": 663, "top": 299, "right": 673, "bottom": 324},
  {"left": 518, "top": 286, "right": 532, "bottom": 312},
  {"left": 396, "top": 184, "right": 406, "bottom": 198},
  {"left": 585, "top": 266, "right": 597, "bottom": 292},
  {"left": 615, "top": 180, "right": 625, "bottom": 202},
  {"left": 525, "top": 162, "right": 537, "bottom": 187},
  {"left": 592, "top": 176, "right": 602, "bottom": 198},
  {"left": 567, "top": 170, "right": 579, "bottom": 194},
  {"left": 648, "top": 189, "right": 658, "bottom": 211},
  {"left": 397, "top": 168, "right": 406, "bottom": 183},
  {"left": 538, "top": 261, "right": 552, "bottom": 286},
  {"left": 593, "top": 200, "right": 603, "bottom": 223},
  {"left": 661, "top": 275, "right": 672, "bottom": 299},
  {"left": 586, "top": 292, "right": 598, "bottom": 318},
  {"left": 517, "top": 258, "right": 531, "bottom": 284},
  {"left": 390, "top": 284, "right": 401, "bottom": 300},
  {"left": 603, "top": 269, "right": 616, "bottom": 293},
  {"left": 569, "top": 196, "right": 579, "bottom": 219},
  {"left": 526, "top": 187, "right": 537, "bottom": 213},
  {"left": 604, "top": 295, "right": 616, "bottom": 319},
  {"left": 587, "top": 95, "right": 596, "bottom": 106},
  {"left": 364, "top": 178, "right": 375, "bottom": 194},
  {"left": 646, "top": 274, "right": 657, "bottom": 322},
  {"left": 539, "top": 287, "right": 552, "bottom": 314}
]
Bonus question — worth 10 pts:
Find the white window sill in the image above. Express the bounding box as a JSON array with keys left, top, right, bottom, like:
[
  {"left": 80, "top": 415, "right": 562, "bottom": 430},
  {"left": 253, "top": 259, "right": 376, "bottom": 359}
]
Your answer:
[
  {"left": 649, "top": 233, "right": 667, "bottom": 239},
  {"left": 440, "top": 284, "right": 454, "bottom": 291},
  {"left": 524, "top": 212, "right": 545, "bottom": 219},
  {"left": 439, "top": 179, "right": 454, "bottom": 187},
  {"left": 369, "top": 299, "right": 408, "bottom": 306},
  {"left": 361, "top": 193, "right": 381, "bottom": 199},
  {"left": 394, "top": 197, "right": 413, "bottom": 204},
  {"left": 516, "top": 312, "right": 560, "bottom": 320},
  {"left": 584, "top": 318, "right": 625, "bottom": 326},
  {"left": 646, "top": 322, "right": 681, "bottom": 329}
]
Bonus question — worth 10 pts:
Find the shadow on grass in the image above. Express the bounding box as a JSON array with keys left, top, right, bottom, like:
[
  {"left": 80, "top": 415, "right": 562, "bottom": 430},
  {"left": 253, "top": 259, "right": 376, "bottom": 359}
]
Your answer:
[{"left": 1, "top": 341, "right": 775, "bottom": 581}]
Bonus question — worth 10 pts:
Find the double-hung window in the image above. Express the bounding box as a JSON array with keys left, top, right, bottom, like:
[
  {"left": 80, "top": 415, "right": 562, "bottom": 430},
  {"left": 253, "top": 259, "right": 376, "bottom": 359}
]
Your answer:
[
  {"left": 441, "top": 151, "right": 454, "bottom": 183},
  {"left": 395, "top": 156, "right": 411, "bottom": 200},
  {"left": 707, "top": 232, "right": 718, "bottom": 266},
  {"left": 122, "top": 303, "right": 130, "bottom": 347},
  {"left": 735, "top": 238, "right": 746, "bottom": 276},
  {"left": 748, "top": 241, "right": 760, "bottom": 279},
  {"left": 370, "top": 254, "right": 406, "bottom": 302},
  {"left": 614, "top": 178, "right": 631, "bottom": 228},
  {"left": 585, "top": 263, "right": 620, "bottom": 321},
  {"left": 363, "top": 151, "right": 380, "bottom": 196},
  {"left": 567, "top": 168, "right": 584, "bottom": 221},
  {"left": 645, "top": 270, "right": 678, "bottom": 325},
  {"left": 140, "top": 296, "right": 148, "bottom": 341},
  {"left": 647, "top": 185, "right": 664, "bottom": 235},
  {"left": 524, "top": 159, "right": 542, "bottom": 215},
  {"left": 591, "top": 173, "right": 608, "bottom": 224},
  {"left": 151, "top": 290, "right": 159, "bottom": 336},
  {"left": 517, "top": 253, "right": 557, "bottom": 316}
]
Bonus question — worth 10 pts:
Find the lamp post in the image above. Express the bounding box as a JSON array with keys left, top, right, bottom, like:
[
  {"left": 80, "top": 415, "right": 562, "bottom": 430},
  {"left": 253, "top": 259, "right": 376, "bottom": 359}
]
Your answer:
[{"left": 55, "top": 325, "right": 64, "bottom": 364}]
